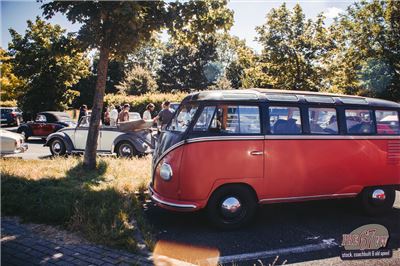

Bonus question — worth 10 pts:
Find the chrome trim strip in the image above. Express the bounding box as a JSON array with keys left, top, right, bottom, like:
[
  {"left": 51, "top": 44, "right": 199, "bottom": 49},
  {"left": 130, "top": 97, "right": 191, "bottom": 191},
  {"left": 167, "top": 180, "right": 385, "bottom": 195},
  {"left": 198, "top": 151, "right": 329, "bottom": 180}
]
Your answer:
[
  {"left": 265, "top": 135, "right": 400, "bottom": 140},
  {"left": 187, "top": 135, "right": 264, "bottom": 144},
  {"left": 149, "top": 186, "right": 197, "bottom": 209},
  {"left": 259, "top": 193, "right": 358, "bottom": 203}
]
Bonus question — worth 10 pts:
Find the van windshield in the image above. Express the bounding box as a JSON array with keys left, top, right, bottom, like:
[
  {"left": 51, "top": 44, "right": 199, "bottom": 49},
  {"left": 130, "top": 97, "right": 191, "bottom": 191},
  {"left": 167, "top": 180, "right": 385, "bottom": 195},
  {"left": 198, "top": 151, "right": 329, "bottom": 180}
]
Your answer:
[{"left": 167, "top": 104, "right": 198, "bottom": 132}]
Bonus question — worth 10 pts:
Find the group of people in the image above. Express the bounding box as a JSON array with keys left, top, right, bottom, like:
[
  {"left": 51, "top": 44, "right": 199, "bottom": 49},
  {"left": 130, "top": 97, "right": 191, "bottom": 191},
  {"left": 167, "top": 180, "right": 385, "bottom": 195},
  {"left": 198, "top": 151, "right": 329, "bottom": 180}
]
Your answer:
[{"left": 78, "top": 101, "right": 175, "bottom": 129}]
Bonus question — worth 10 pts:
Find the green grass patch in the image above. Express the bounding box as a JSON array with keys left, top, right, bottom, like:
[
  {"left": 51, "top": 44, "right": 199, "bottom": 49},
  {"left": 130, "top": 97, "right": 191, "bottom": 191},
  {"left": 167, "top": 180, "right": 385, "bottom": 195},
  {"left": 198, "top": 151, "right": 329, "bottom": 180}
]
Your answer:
[{"left": 1, "top": 157, "right": 154, "bottom": 252}]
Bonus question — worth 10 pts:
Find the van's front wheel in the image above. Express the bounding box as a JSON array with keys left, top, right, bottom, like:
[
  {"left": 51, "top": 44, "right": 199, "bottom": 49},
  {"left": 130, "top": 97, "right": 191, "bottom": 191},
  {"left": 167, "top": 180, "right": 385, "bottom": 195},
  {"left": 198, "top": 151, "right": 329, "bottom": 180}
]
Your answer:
[
  {"left": 206, "top": 185, "right": 257, "bottom": 230},
  {"left": 360, "top": 187, "right": 395, "bottom": 215}
]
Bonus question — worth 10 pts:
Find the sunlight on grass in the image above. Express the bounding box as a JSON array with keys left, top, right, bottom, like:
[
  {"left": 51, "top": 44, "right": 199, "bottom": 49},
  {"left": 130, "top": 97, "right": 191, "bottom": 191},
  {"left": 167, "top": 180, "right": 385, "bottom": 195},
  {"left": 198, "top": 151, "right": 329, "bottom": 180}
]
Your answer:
[{"left": 1, "top": 156, "right": 153, "bottom": 252}]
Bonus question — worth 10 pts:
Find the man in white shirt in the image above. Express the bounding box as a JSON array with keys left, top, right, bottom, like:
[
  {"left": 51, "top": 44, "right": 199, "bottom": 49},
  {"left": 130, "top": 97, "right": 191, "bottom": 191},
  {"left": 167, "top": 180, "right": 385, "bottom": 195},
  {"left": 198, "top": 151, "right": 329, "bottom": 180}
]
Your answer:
[{"left": 110, "top": 105, "right": 119, "bottom": 126}]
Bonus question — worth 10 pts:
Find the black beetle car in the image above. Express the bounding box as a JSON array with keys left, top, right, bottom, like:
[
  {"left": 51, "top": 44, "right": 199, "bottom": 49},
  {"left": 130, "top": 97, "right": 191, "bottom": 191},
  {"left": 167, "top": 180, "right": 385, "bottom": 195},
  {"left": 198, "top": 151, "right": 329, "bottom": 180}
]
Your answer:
[{"left": 17, "top": 111, "right": 76, "bottom": 140}]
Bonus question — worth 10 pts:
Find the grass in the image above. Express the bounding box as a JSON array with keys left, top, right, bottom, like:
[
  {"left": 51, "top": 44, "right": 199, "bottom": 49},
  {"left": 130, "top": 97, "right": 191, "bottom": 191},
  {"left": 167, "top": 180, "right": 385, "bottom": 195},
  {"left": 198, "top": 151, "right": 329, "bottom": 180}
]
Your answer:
[{"left": 0, "top": 156, "right": 154, "bottom": 252}]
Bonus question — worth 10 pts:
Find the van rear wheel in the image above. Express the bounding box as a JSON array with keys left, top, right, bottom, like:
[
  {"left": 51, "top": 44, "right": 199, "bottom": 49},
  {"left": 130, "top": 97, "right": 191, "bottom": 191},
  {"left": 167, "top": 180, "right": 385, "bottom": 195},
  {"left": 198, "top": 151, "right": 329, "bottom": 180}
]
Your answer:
[
  {"left": 360, "top": 187, "right": 395, "bottom": 215},
  {"left": 206, "top": 185, "right": 257, "bottom": 229}
]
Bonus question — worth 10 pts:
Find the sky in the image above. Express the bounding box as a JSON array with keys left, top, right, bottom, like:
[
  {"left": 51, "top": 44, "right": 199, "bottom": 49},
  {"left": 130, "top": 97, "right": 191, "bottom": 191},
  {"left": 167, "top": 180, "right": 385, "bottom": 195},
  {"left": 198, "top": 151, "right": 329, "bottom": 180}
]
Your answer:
[{"left": 1, "top": 0, "right": 355, "bottom": 53}]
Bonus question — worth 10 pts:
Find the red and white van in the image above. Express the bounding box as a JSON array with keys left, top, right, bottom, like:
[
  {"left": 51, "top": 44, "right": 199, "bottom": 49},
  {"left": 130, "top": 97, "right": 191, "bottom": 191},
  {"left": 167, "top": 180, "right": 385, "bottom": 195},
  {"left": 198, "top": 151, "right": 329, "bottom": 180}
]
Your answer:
[{"left": 149, "top": 89, "right": 400, "bottom": 228}]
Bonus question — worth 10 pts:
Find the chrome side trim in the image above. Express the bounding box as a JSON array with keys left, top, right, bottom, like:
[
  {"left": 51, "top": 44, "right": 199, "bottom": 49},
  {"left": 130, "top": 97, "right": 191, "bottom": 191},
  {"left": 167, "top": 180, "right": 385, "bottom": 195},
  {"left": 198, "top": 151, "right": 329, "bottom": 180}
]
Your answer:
[
  {"left": 259, "top": 193, "right": 358, "bottom": 203},
  {"left": 149, "top": 186, "right": 197, "bottom": 209},
  {"left": 265, "top": 135, "right": 400, "bottom": 140},
  {"left": 187, "top": 135, "right": 264, "bottom": 144}
]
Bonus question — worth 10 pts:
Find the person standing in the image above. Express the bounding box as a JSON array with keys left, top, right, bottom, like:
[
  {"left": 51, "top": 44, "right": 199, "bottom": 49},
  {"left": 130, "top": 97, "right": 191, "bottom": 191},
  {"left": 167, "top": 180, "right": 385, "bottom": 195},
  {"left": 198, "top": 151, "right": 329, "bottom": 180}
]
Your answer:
[
  {"left": 154, "top": 101, "right": 175, "bottom": 129},
  {"left": 103, "top": 107, "right": 110, "bottom": 126},
  {"left": 143, "top": 103, "right": 155, "bottom": 120},
  {"left": 118, "top": 104, "right": 130, "bottom": 122},
  {"left": 110, "top": 105, "right": 119, "bottom": 126},
  {"left": 78, "top": 105, "right": 88, "bottom": 122}
]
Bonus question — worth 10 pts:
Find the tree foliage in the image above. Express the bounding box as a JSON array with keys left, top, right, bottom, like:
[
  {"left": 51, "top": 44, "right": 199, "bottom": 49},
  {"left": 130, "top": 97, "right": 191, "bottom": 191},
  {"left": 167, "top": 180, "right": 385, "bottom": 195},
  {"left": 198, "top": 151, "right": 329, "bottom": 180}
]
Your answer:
[
  {"left": 42, "top": 0, "right": 233, "bottom": 168},
  {"left": 326, "top": 0, "right": 400, "bottom": 100},
  {"left": 8, "top": 18, "right": 89, "bottom": 117},
  {"left": 256, "top": 4, "right": 331, "bottom": 91},
  {"left": 116, "top": 65, "right": 158, "bottom": 95},
  {"left": 0, "top": 48, "right": 25, "bottom": 101}
]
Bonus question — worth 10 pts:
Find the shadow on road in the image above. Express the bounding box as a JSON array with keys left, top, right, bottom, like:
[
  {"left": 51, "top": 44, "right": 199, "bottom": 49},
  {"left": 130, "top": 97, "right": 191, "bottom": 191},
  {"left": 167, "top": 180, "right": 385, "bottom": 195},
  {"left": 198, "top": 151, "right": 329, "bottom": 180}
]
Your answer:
[{"left": 145, "top": 195, "right": 400, "bottom": 264}]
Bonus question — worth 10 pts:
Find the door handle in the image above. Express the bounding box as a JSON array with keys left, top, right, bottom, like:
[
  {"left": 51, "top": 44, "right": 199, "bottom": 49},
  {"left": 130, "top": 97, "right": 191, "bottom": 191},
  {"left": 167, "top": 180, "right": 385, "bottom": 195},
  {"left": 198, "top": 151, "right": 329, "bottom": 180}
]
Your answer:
[{"left": 250, "top": 151, "right": 264, "bottom": 156}]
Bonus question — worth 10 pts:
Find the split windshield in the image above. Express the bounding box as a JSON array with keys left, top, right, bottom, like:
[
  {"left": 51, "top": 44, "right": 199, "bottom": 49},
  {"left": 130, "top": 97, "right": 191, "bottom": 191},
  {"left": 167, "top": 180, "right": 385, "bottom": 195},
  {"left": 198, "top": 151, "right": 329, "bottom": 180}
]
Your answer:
[{"left": 167, "top": 104, "right": 198, "bottom": 132}]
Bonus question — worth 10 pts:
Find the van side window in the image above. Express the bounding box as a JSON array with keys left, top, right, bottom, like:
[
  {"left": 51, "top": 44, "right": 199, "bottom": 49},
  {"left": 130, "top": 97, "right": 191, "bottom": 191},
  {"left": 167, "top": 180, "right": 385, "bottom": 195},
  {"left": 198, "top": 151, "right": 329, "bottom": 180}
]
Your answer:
[
  {"left": 194, "top": 105, "right": 261, "bottom": 134},
  {"left": 375, "top": 110, "right": 399, "bottom": 135},
  {"left": 345, "top": 109, "right": 374, "bottom": 134},
  {"left": 269, "top": 106, "right": 302, "bottom": 134},
  {"left": 308, "top": 108, "right": 338, "bottom": 134}
]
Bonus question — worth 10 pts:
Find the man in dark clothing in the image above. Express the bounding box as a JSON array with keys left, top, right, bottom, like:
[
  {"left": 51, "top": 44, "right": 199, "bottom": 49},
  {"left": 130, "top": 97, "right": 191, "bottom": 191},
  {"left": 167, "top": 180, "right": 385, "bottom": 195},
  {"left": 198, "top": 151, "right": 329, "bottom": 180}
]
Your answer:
[
  {"left": 154, "top": 101, "right": 175, "bottom": 129},
  {"left": 78, "top": 105, "right": 88, "bottom": 122}
]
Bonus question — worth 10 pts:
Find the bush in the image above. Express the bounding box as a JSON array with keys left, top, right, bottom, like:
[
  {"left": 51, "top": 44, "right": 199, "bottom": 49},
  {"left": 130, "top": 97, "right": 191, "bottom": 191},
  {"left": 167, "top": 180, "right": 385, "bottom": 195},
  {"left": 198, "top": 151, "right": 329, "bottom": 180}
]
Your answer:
[
  {"left": 0, "top": 100, "right": 18, "bottom": 107},
  {"left": 104, "top": 92, "right": 188, "bottom": 114}
]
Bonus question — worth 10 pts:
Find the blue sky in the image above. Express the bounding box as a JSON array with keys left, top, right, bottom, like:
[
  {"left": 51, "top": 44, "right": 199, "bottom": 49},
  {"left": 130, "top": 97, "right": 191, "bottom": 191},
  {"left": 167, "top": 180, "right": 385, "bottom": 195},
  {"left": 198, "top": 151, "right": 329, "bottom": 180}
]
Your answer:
[{"left": 1, "top": 0, "right": 355, "bottom": 52}]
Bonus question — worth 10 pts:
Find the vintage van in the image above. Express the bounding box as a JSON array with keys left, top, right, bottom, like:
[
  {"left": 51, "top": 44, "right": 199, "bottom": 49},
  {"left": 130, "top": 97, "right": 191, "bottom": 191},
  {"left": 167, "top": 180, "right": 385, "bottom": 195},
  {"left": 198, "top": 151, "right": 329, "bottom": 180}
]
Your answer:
[{"left": 149, "top": 89, "right": 400, "bottom": 228}]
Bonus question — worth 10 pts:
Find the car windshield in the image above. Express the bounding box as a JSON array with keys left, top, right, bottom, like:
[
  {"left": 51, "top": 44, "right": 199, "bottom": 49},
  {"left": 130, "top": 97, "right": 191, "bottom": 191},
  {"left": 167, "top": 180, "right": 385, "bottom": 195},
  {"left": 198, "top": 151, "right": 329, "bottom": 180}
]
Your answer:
[
  {"left": 56, "top": 113, "right": 73, "bottom": 122},
  {"left": 167, "top": 104, "right": 198, "bottom": 132}
]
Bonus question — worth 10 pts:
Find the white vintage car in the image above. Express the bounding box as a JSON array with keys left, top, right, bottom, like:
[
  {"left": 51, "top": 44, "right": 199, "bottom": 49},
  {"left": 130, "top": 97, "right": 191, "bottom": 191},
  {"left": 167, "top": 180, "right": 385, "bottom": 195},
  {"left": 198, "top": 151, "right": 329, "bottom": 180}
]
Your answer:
[
  {"left": 0, "top": 129, "right": 28, "bottom": 155},
  {"left": 44, "top": 116, "right": 156, "bottom": 157}
]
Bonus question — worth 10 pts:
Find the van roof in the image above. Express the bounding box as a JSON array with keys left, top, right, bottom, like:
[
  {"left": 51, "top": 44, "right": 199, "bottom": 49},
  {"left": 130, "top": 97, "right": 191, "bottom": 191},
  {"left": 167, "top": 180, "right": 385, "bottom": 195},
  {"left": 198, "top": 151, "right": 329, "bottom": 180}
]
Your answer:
[{"left": 183, "top": 89, "right": 400, "bottom": 108}]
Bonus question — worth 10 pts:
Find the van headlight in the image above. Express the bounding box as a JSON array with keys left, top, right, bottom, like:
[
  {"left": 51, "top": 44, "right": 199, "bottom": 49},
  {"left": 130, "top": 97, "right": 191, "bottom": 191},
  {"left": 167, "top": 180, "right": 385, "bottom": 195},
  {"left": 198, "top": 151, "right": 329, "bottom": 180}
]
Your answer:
[{"left": 160, "top": 163, "right": 173, "bottom": 181}]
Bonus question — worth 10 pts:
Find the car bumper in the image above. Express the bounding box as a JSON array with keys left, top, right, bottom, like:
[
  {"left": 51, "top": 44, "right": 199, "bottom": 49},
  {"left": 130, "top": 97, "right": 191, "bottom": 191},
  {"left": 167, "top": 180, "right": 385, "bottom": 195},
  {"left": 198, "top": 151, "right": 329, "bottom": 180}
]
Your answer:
[
  {"left": 148, "top": 185, "right": 200, "bottom": 211},
  {"left": 1, "top": 143, "right": 28, "bottom": 155}
]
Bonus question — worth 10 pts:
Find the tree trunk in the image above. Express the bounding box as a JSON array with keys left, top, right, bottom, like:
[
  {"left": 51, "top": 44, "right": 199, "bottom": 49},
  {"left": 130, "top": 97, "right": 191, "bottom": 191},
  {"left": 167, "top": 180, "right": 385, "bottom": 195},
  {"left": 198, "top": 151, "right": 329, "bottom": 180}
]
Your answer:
[{"left": 83, "top": 45, "right": 110, "bottom": 169}]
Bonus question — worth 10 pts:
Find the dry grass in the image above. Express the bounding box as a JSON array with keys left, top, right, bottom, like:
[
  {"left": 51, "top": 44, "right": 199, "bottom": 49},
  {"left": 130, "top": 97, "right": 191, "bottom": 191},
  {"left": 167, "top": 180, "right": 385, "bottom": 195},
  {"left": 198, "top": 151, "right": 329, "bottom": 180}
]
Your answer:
[
  {"left": 0, "top": 156, "right": 151, "bottom": 190},
  {"left": 1, "top": 156, "right": 153, "bottom": 252}
]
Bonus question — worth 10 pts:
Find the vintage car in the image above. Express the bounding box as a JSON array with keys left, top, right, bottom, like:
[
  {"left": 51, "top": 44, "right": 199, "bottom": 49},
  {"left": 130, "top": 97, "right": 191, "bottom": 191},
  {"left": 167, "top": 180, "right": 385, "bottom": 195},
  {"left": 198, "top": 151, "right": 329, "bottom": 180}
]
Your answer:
[
  {"left": 1, "top": 107, "right": 23, "bottom": 126},
  {"left": 0, "top": 129, "right": 28, "bottom": 155},
  {"left": 17, "top": 111, "right": 76, "bottom": 140},
  {"left": 44, "top": 116, "right": 155, "bottom": 157}
]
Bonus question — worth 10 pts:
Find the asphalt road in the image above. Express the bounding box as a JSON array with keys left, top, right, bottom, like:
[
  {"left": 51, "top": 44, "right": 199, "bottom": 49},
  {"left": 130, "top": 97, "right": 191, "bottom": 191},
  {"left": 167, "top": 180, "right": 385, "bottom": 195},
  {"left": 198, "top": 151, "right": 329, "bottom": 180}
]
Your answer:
[{"left": 145, "top": 192, "right": 400, "bottom": 265}]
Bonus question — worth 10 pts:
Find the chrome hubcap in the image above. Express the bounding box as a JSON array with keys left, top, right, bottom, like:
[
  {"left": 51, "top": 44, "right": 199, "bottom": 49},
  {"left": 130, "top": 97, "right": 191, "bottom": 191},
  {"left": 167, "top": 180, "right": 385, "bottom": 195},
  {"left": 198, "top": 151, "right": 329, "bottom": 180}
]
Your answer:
[
  {"left": 221, "top": 197, "right": 242, "bottom": 218},
  {"left": 371, "top": 189, "right": 386, "bottom": 203},
  {"left": 53, "top": 142, "right": 61, "bottom": 153},
  {"left": 120, "top": 145, "right": 132, "bottom": 156}
]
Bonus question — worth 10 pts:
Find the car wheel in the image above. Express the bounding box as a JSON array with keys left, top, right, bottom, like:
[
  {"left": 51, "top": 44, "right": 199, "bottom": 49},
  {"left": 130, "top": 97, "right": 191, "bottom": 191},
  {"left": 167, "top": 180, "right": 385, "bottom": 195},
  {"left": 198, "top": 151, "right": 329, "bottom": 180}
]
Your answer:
[
  {"left": 116, "top": 141, "right": 138, "bottom": 158},
  {"left": 50, "top": 138, "right": 67, "bottom": 156},
  {"left": 206, "top": 185, "right": 257, "bottom": 230},
  {"left": 359, "top": 187, "right": 395, "bottom": 215}
]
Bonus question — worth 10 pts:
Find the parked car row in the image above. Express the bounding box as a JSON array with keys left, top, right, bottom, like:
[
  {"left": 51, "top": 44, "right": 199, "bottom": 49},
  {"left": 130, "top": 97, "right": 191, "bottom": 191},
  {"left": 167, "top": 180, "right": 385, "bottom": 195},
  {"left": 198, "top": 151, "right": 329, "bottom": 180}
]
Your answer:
[{"left": 0, "top": 106, "right": 172, "bottom": 157}]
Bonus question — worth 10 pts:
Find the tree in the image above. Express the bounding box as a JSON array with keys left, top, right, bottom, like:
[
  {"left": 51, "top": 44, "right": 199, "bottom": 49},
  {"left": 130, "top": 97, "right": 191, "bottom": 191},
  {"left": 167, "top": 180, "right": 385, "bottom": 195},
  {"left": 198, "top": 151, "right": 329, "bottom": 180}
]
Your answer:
[
  {"left": 157, "top": 38, "right": 220, "bottom": 92},
  {"left": 116, "top": 65, "right": 158, "bottom": 95},
  {"left": 0, "top": 48, "right": 25, "bottom": 101},
  {"left": 8, "top": 18, "right": 89, "bottom": 117},
  {"left": 326, "top": 0, "right": 400, "bottom": 100},
  {"left": 42, "top": 0, "right": 233, "bottom": 169},
  {"left": 256, "top": 4, "right": 332, "bottom": 91}
]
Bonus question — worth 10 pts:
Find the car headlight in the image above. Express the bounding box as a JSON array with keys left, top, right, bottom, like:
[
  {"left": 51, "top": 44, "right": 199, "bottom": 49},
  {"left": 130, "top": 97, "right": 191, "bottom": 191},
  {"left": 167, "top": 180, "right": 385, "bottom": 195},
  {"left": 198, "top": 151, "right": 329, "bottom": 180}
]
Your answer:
[{"left": 160, "top": 163, "right": 173, "bottom": 181}]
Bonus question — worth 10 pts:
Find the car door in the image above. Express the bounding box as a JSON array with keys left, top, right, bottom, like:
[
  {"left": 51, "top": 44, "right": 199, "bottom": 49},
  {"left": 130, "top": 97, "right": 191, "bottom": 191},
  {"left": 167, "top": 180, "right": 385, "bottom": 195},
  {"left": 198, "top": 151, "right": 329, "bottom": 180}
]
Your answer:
[
  {"left": 99, "top": 127, "right": 123, "bottom": 152},
  {"left": 32, "top": 114, "right": 47, "bottom": 136},
  {"left": 74, "top": 116, "right": 100, "bottom": 150},
  {"left": 180, "top": 104, "right": 265, "bottom": 201},
  {"left": 42, "top": 113, "right": 58, "bottom": 136}
]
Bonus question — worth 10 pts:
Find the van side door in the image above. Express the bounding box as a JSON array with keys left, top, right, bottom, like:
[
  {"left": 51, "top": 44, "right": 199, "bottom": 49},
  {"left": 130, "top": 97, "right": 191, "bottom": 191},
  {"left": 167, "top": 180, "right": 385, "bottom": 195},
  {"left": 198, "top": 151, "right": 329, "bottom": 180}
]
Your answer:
[{"left": 180, "top": 104, "right": 265, "bottom": 201}]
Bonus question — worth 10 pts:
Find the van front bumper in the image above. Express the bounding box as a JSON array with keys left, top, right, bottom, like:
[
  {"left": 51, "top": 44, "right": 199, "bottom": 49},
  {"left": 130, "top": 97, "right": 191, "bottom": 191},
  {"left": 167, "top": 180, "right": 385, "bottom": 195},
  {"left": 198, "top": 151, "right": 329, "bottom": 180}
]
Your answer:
[{"left": 148, "top": 185, "right": 200, "bottom": 211}]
